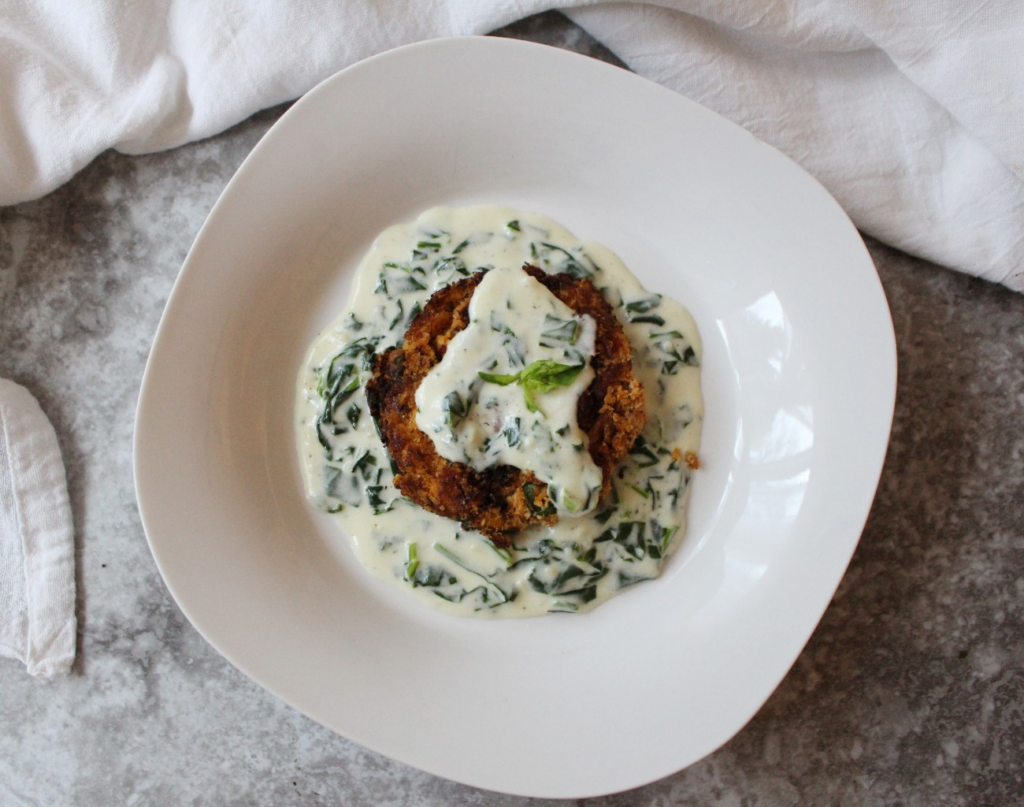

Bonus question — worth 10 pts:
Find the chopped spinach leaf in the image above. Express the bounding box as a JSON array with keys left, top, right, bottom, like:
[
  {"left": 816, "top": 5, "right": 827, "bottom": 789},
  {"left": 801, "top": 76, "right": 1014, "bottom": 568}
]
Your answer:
[
  {"left": 630, "top": 313, "right": 666, "bottom": 326},
  {"left": 387, "top": 300, "right": 404, "bottom": 330},
  {"left": 343, "top": 312, "right": 363, "bottom": 332},
  {"left": 540, "top": 242, "right": 593, "bottom": 277},
  {"left": 442, "top": 391, "right": 469, "bottom": 428},
  {"left": 405, "top": 301, "right": 422, "bottom": 324},
  {"left": 624, "top": 295, "right": 662, "bottom": 314},
  {"left": 404, "top": 543, "right": 420, "bottom": 580},
  {"left": 628, "top": 435, "right": 660, "bottom": 468},
  {"left": 540, "top": 314, "right": 579, "bottom": 345},
  {"left": 503, "top": 417, "right": 522, "bottom": 448},
  {"left": 523, "top": 482, "right": 556, "bottom": 517}
]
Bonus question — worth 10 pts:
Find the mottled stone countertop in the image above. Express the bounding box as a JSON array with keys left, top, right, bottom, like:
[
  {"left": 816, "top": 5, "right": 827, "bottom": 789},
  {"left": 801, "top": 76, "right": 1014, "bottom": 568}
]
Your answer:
[{"left": 1, "top": 13, "right": 1022, "bottom": 807}]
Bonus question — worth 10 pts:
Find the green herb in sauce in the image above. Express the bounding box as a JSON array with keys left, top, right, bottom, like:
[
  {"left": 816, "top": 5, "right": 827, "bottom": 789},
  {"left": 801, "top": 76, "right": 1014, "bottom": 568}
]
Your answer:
[{"left": 479, "top": 359, "right": 585, "bottom": 415}]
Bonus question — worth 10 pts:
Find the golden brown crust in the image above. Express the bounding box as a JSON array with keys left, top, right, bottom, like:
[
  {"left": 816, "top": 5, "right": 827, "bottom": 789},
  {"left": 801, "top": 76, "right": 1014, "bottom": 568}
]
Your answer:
[{"left": 366, "top": 265, "right": 645, "bottom": 546}]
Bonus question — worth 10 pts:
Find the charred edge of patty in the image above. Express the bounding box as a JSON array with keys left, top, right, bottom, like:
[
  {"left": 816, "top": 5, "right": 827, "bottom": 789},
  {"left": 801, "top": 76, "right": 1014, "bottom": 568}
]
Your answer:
[{"left": 366, "top": 265, "right": 645, "bottom": 546}]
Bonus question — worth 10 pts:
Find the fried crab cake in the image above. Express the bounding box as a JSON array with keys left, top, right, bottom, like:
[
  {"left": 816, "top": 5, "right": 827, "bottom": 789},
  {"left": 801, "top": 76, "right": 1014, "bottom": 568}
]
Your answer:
[{"left": 366, "top": 264, "right": 645, "bottom": 547}]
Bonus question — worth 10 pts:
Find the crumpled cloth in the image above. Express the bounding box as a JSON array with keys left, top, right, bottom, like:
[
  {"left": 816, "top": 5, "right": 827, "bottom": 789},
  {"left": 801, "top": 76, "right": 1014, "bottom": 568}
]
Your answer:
[
  {"left": 0, "top": 379, "right": 76, "bottom": 677},
  {"left": 0, "top": 1, "right": 1021, "bottom": 290}
]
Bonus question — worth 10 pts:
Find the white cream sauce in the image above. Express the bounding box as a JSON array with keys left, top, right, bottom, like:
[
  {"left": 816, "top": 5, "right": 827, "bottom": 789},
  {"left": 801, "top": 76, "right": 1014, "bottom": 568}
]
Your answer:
[
  {"left": 296, "top": 206, "right": 703, "bottom": 617},
  {"left": 415, "top": 266, "right": 600, "bottom": 514}
]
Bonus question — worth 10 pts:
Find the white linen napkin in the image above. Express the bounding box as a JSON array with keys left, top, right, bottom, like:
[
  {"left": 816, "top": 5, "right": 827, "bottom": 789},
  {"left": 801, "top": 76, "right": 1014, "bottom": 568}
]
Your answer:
[
  {"left": 0, "top": 379, "right": 76, "bottom": 677},
  {"left": 0, "top": 2, "right": 1021, "bottom": 290}
]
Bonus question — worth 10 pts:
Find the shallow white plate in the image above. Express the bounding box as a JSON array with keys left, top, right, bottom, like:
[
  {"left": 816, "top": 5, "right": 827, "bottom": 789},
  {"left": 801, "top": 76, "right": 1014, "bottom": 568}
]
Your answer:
[{"left": 135, "top": 37, "right": 895, "bottom": 798}]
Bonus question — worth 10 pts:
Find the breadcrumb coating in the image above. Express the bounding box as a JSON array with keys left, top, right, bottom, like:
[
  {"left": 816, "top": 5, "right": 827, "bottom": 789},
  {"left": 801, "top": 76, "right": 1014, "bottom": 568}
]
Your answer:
[{"left": 366, "top": 265, "right": 645, "bottom": 547}]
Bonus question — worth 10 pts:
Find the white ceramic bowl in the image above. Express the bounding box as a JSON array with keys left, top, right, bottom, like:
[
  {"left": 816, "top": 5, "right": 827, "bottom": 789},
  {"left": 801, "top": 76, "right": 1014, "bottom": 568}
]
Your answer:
[{"left": 135, "top": 37, "right": 896, "bottom": 798}]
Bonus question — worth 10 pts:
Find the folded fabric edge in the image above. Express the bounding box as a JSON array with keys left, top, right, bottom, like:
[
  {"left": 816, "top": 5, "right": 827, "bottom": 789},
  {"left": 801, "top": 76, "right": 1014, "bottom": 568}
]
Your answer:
[
  {"left": 26, "top": 618, "right": 77, "bottom": 677},
  {"left": 564, "top": 6, "right": 1024, "bottom": 294},
  {"left": 0, "top": 379, "right": 77, "bottom": 677}
]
